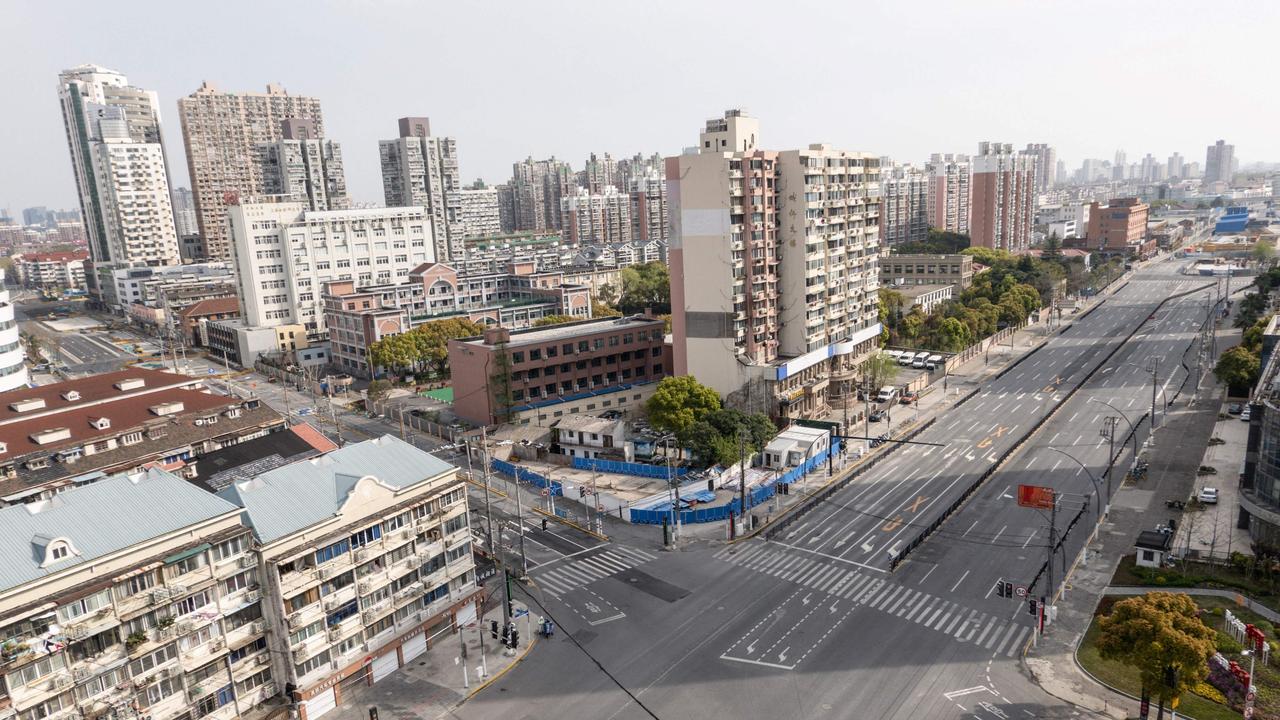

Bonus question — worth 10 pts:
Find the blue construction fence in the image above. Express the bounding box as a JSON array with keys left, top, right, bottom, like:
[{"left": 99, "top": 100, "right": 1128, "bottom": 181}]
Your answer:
[
  {"left": 629, "top": 437, "right": 840, "bottom": 525},
  {"left": 570, "top": 457, "right": 690, "bottom": 479},
  {"left": 490, "top": 459, "right": 563, "bottom": 496}
]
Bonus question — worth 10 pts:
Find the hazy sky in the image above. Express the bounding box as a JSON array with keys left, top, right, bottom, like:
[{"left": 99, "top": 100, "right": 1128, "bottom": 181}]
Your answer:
[{"left": 3, "top": 0, "right": 1275, "bottom": 213}]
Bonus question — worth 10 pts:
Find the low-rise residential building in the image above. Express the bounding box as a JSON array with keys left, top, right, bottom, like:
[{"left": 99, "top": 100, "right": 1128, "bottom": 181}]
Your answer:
[
  {"left": 552, "top": 415, "right": 630, "bottom": 461},
  {"left": 323, "top": 263, "right": 593, "bottom": 378},
  {"left": 0, "top": 466, "right": 272, "bottom": 720},
  {"left": 0, "top": 369, "right": 286, "bottom": 505},
  {"left": 1086, "top": 198, "right": 1150, "bottom": 252},
  {"left": 763, "top": 425, "right": 829, "bottom": 469},
  {"left": 176, "top": 297, "right": 242, "bottom": 347},
  {"left": 898, "top": 284, "right": 954, "bottom": 315},
  {"left": 11, "top": 251, "right": 88, "bottom": 291},
  {"left": 103, "top": 262, "right": 237, "bottom": 315},
  {"left": 448, "top": 315, "right": 669, "bottom": 426},
  {"left": 206, "top": 320, "right": 309, "bottom": 368},
  {"left": 880, "top": 254, "right": 973, "bottom": 290},
  {"left": 218, "top": 435, "right": 477, "bottom": 720},
  {"left": 1045, "top": 219, "right": 1079, "bottom": 241}
]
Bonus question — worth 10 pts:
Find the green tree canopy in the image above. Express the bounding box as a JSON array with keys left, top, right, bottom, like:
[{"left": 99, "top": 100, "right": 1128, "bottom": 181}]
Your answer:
[
  {"left": 533, "top": 314, "right": 577, "bottom": 327},
  {"left": 1214, "top": 345, "right": 1261, "bottom": 391},
  {"left": 861, "top": 353, "right": 900, "bottom": 390},
  {"left": 618, "top": 262, "right": 671, "bottom": 313},
  {"left": 367, "top": 317, "right": 485, "bottom": 378},
  {"left": 1095, "top": 592, "right": 1216, "bottom": 707},
  {"left": 646, "top": 375, "right": 721, "bottom": 437}
]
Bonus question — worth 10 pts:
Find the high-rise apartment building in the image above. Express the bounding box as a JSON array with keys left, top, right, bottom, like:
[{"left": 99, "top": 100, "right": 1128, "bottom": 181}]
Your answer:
[
  {"left": 228, "top": 202, "right": 435, "bottom": 336},
  {"left": 58, "top": 65, "right": 180, "bottom": 270},
  {"left": 379, "top": 117, "right": 461, "bottom": 261},
  {"left": 1139, "top": 153, "right": 1159, "bottom": 183},
  {"left": 447, "top": 187, "right": 502, "bottom": 239},
  {"left": 628, "top": 174, "right": 669, "bottom": 245},
  {"left": 561, "top": 187, "right": 632, "bottom": 245},
  {"left": 1024, "top": 144, "right": 1056, "bottom": 192},
  {"left": 260, "top": 118, "right": 349, "bottom": 212},
  {"left": 171, "top": 187, "right": 198, "bottom": 237},
  {"left": 969, "top": 142, "right": 1036, "bottom": 253},
  {"left": 925, "top": 153, "right": 970, "bottom": 234},
  {"left": 495, "top": 184, "right": 517, "bottom": 234},
  {"left": 1113, "top": 150, "right": 1127, "bottom": 181},
  {"left": 582, "top": 152, "right": 619, "bottom": 193},
  {"left": 879, "top": 162, "right": 929, "bottom": 246},
  {"left": 0, "top": 269, "right": 26, "bottom": 392},
  {"left": 670, "top": 110, "right": 882, "bottom": 419},
  {"left": 618, "top": 153, "right": 665, "bottom": 192},
  {"left": 510, "top": 157, "right": 573, "bottom": 233},
  {"left": 178, "top": 81, "right": 324, "bottom": 261},
  {"left": 1167, "top": 152, "right": 1185, "bottom": 180},
  {"left": 1205, "top": 139, "right": 1236, "bottom": 185}
]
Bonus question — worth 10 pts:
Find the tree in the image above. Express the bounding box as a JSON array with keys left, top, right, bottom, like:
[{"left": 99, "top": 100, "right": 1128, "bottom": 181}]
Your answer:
[
  {"left": 936, "top": 317, "right": 972, "bottom": 352},
  {"left": 1242, "top": 314, "right": 1273, "bottom": 354},
  {"left": 596, "top": 283, "right": 619, "bottom": 306},
  {"left": 366, "top": 379, "right": 391, "bottom": 403},
  {"left": 646, "top": 376, "right": 721, "bottom": 436},
  {"left": 1040, "top": 232, "right": 1063, "bottom": 262},
  {"left": 368, "top": 317, "right": 484, "bottom": 379},
  {"left": 592, "top": 301, "right": 622, "bottom": 318},
  {"left": 618, "top": 262, "right": 671, "bottom": 313},
  {"left": 861, "top": 353, "right": 900, "bottom": 391},
  {"left": 1253, "top": 239, "right": 1276, "bottom": 269},
  {"left": 533, "top": 314, "right": 577, "bottom": 327},
  {"left": 1095, "top": 592, "right": 1216, "bottom": 714},
  {"left": 1214, "top": 345, "right": 1261, "bottom": 392}
]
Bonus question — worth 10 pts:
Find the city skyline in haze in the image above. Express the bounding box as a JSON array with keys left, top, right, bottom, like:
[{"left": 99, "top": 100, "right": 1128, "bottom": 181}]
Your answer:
[{"left": 2, "top": 0, "right": 1276, "bottom": 212}]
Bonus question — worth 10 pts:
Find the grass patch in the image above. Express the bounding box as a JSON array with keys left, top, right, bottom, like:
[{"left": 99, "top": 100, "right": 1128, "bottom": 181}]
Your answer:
[{"left": 1078, "top": 616, "right": 1242, "bottom": 720}]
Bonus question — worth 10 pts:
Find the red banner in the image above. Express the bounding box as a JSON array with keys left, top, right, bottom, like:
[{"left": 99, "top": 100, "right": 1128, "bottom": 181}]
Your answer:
[{"left": 1017, "top": 484, "right": 1055, "bottom": 509}]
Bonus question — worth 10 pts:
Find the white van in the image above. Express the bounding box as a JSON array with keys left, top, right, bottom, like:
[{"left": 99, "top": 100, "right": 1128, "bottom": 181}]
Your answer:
[
  {"left": 876, "top": 386, "right": 898, "bottom": 403},
  {"left": 885, "top": 349, "right": 904, "bottom": 362},
  {"left": 897, "top": 352, "right": 915, "bottom": 366},
  {"left": 911, "top": 352, "right": 929, "bottom": 369},
  {"left": 925, "top": 354, "right": 943, "bottom": 370}
]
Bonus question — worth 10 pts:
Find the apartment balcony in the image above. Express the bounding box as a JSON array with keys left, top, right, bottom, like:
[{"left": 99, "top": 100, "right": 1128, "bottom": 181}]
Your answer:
[
  {"left": 180, "top": 635, "right": 228, "bottom": 669},
  {"left": 225, "top": 618, "right": 267, "bottom": 651},
  {"left": 327, "top": 615, "right": 362, "bottom": 647},
  {"left": 285, "top": 601, "right": 326, "bottom": 632},
  {"left": 61, "top": 607, "right": 121, "bottom": 644},
  {"left": 278, "top": 567, "right": 320, "bottom": 598},
  {"left": 231, "top": 648, "right": 272, "bottom": 684},
  {"left": 361, "top": 598, "right": 394, "bottom": 626},
  {"left": 7, "top": 669, "right": 75, "bottom": 711}
]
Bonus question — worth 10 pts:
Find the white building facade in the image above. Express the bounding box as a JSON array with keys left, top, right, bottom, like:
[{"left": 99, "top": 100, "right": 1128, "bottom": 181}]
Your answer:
[
  {"left": 229, "top": 203, "right": 436, "bottom": 337},
  {"left": 0, "top": 269, "right": 27, "bottom": 392}
]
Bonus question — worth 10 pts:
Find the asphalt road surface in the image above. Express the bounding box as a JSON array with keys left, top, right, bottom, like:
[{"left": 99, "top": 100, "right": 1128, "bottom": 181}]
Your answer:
[{"left": 454, "top": 257, "right": 1220, "bottom": 720}]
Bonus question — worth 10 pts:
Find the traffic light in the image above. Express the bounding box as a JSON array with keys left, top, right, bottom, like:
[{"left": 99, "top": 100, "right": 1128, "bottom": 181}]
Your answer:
[
  {"left": 996, "top": 581, "right": 1006, "bottom": 598},
  {"left": 490, "top": 620, "right": 499, "bottom": 640},
  {"left": 509, "top": 628, "right": 520, "bottom": 649},
  {"left": 1004, "top": 582, "right": 1014, "bottom": 598},
  {"left": 1028, "top": 598, "right": 1038, "bottom": 616},
  {"left": 579, "top": 487, "right": 585, "bottom": 499},
  {"left": 501, "top": 623, "right": 511, "bottom": 646}
]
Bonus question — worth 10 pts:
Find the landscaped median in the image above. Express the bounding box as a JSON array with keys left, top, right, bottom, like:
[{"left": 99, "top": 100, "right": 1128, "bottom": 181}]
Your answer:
[{"left": 1077, "top": 589, "right": 1280, "bottom": 719}]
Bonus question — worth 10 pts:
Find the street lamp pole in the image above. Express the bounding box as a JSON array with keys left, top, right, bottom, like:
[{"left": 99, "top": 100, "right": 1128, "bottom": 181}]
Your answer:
[{"left": 1047, "top": 447, "right": 1104, "bottom": 527}]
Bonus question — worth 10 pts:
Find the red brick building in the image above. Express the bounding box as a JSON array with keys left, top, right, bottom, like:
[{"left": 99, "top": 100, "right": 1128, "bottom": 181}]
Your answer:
[
  {"left": 1086, "top": 198, "right": 1149, "bottom": 252},
  {"left": 448, "top": 315, "right": 669, "bottom": 425}
]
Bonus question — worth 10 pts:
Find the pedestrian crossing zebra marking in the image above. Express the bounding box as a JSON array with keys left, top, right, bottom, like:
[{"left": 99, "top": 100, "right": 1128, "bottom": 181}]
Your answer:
[{"left": 532, "top": 546, "right": 659, "bottom": 597}]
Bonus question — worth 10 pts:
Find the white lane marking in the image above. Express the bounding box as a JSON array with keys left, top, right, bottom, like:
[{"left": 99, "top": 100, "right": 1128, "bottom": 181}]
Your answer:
[
  {"left": 991, "top": 525, "right": 1007, "bottom": 544},
  {"left": 950, "top": 570, "right": 970, "bottom": 594},
  {"left": 962, "top": 520, "right": 980, "bottom": 537},
  {"left": 918, "top": 564, "right": 938, "bottom": 585}
]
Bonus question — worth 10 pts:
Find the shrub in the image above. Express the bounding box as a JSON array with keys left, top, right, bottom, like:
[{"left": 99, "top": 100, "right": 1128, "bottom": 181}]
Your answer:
[
  {"left": 1193, "top": 681, "right": 1228, "bottom": 705},
  {"left": 1216, "top": 630, "right": 1243, "bottom": 654}
]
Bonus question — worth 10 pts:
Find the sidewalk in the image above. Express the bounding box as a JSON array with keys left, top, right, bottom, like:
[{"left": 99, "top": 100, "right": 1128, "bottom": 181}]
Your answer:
[
  {"left": 327, "top": 602, "right": 537, "bottom": 720},
  {"left": 1025, "top": 320, "right": 1229, "bottom": 718}
]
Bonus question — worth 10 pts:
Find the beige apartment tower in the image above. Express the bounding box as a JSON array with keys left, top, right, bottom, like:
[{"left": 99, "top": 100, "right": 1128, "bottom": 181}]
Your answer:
[
  {"left": 670, "top": 110, "right": 882, "bottom": 420},
  {"left": 178, "top": 82, "right": 324, "bottom": 260}
]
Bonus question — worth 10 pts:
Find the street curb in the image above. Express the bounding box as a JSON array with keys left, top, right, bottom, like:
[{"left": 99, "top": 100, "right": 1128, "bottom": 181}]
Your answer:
[
  {"left": 531, "top": 506, "right": 609, "bottom": 542},
  {"left": 451, "top": 621, "right": 539, "bottom": 712}
]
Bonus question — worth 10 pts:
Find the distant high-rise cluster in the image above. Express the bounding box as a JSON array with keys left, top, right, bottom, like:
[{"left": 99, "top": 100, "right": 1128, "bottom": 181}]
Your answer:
[
  {"left": 260, "top": 118, "right": 349, "bottom": 212},
  {"left": 1023, "top": 143, "right": 1056, "bottom": 192},
  {"left": 879, "top": 161, "right": 929, "bottom": 246},
  {"left": 178, "top": 81, "right": 324, "bottom": 260},
  {"left": 58, "top": 65, "right": 180, "bottom": 270},
  {"left": 925, "top": 153, "right": 970, "bottom": 235},
  {"left": 507, "top": 157, "right": 574, "bottom": 234}
]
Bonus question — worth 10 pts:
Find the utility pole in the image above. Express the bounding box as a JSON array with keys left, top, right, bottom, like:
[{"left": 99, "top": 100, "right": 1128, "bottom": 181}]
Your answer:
[
  {"left": 1046, "top": 496, "right": 1058, "bottom": 618},
  {"left": 1101, "top": 416, "right": 1117, "bottom": 509},
  {"left": 862, "top": 365, "right": 870, "bottom": 453},
  {"left": 474, "top": 433, "right": 508, "bottom": 624},
  {"left": 1150, "top": 357, "right": 1159, "bottom": 430}
]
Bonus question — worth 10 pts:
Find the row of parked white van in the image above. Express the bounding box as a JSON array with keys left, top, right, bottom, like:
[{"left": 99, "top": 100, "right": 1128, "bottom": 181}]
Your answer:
[{"left": 884, "top": 349, "right": 943, "bottom": 370}]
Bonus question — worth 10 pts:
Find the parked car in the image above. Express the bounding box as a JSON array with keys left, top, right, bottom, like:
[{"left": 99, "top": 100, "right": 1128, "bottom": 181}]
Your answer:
[
  {"left": 1198, "top": 487, "right": 1219, "bottom": 504},
  {"left": 1227, "top": 403, "right": 1243, "bottom": 415},
  {"left": 869, "top": 409, "right": 887, "bottom": 422},
  {"left": 1242, "top": 408, "right": 1252, "bottom": 422},
  {"left": 899, "top": 391, "right": 918, "bottom": 405}
]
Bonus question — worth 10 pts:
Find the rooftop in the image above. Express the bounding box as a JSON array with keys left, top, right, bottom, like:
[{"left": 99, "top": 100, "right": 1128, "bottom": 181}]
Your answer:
[
  {"left": 459, "top": 315, "right": 663, "bottom": 348},
  {"left": 177, "top": 296, "right": 240, "bottom": 319},
  {"left": 0, "top": 467, "right": 241, "bottom": 593},
  {"left": 16, "top": 250, "right": 88, "bottom": 263},
  {"left": 191, "top": 423, "right": 332, "bottom": 492},
  {"left": 218, "top": 434, "right": 455, "bottom": 544},
  {"left": 0, "top": 368, "right": 199, "bottom": 425},
  {"left": 554, "top": 415, "right": 623, "bottom": 435}
]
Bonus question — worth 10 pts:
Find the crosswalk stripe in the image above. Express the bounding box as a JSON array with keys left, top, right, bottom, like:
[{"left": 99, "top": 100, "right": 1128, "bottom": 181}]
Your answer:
[
  {"left": 957, "top": 612, "right": 985, "bottom": 641},
  {"left": 1007, "top": 627, "right": 1031, "bottom": 656},
  {"left": 537, "top": 575, "right": 571, "bottom": 594},
  {"left": 842, "top": 574, "right": 873, "bottom": 599},
  {"left": 806, "top": 566, "right": 838, "bottom": 589},
  {"left": 782, "top": 558, "right": 816, "bottom": 580},
  {"left": 725, "top": 544, "right": 762, "bottom": 564},
  {"left": 558, "top": 565, "right": 597, "bottom": 584},
  {"left": 578, "top": 557, "right": 618, "bottom": 576},
  {"left": 815, "top": 568, "right": 847, "bottom": 593},
  {"left": 796, "top": 565, "right": 826, "bottom": 585},
  {"left": 827, "top": 571, "right": 856, "bottom": 595},
  {"left": 885, "top": 589, "right": 915, "bottom": 615},
  {"left": 612, "top": 546, "right": 657, "bottom": 563},
  {"left": 860, "top": 579, "right": 886, "bottom": 603},
  {"left": 540, "top": 568, "right": 573, "bottom": 586},
  {"left": 943, "top": 610, "right": 966, "bottom": 635},
  {"left": 931, "top": 605, "right": 955, "bottom": 630},
  {"left": 923, "top": 603, "right": 945, "bottom": 628},
  {"left": 591, "top": 553, "right": 632, "bottom": 572},
  {"left": 905, "top": 595, "right": 936, "bottom": 622},
  {"left": 894, "top": 591, "right": 922, "bottom": 616},
  {"left": 758, "top": 552, "right": 790, "bottom": 573},
  {"left": 993, "top": 623, "right": 1019, "bottom": 655},
  {"left": 872, "top": 584, "right": 905, "bottom": 610},
  {"left": 975, "top": 617, "right": 999, "bottom": 647}
]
